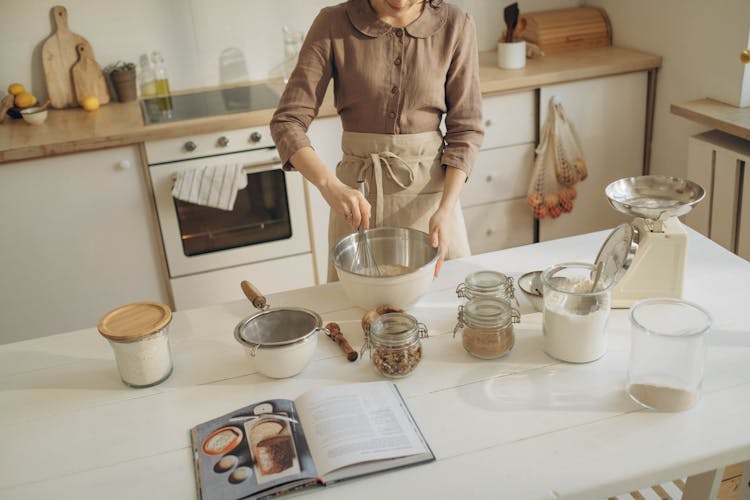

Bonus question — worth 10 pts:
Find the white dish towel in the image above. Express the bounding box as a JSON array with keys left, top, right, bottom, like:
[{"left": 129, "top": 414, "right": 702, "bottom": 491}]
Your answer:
[{"left": 171, "top": 164, "right": 247, "bottom": 211}]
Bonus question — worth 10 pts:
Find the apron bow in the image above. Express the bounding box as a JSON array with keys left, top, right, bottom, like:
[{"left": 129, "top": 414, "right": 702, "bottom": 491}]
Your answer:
[{"left": 358, "top": 151, "right": 416, "bottom": 226}]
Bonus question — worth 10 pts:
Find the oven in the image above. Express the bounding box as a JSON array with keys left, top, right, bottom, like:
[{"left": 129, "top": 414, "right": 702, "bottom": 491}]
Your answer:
[{"left": 145, "top": 125, "right": 315, "bottom": 310}]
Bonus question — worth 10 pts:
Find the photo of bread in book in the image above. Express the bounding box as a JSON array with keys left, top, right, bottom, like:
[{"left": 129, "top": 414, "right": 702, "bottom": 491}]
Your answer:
[{"left": 246, "top": 416, "right": 300, "bottom": 483}]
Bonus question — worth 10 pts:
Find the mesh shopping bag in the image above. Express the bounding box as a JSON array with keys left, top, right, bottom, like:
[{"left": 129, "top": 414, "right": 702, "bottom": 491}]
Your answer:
[
  {"left": 527, "top": 100, "right": 577, "bottom": 220},
  {"left": 550, "top": 97, "right": 587, "bottom": 186}
]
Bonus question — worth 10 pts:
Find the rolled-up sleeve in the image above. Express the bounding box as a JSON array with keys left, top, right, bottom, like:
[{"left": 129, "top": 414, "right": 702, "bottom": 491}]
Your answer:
[
  {"left": 441, "top": 13, "right": 484, "bottom": 178},
  {"left": 270, "top": 8, "right": 334, "bottom": 170}
]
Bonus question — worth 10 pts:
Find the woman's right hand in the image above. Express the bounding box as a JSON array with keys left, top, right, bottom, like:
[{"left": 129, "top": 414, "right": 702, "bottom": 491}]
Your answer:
[{"left": 319, "top": 178, "right": 371, "bottom": 231}]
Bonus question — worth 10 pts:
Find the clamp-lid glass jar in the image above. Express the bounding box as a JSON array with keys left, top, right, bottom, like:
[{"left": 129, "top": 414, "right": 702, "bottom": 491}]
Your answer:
[
  {"left": 97, "top": 302, "right": 173, "bottom": 388},
  {"left": 456, "top": 270, "right": 517, "bottom": 305},
  {"left": 454, "top": 297, "right": 519, "bottom": 359},
  {"left": 364, "top": 312, "right": 428, "bottom": 378}
]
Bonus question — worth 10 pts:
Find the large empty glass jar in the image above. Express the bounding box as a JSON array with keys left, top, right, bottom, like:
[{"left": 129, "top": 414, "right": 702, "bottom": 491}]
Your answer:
[{"left": 627, "top": 298, "right": 712, "bottom": 412}]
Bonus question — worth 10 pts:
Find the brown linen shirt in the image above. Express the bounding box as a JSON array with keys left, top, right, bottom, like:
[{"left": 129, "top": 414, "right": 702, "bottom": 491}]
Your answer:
[{"left": 270, "top": 0, "right": 484, "bottom": 177}]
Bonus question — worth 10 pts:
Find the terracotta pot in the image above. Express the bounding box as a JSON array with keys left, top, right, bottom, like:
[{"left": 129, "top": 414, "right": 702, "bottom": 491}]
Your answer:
[{"left": 110, "top": 69, "right": 137, "bottom": 102}]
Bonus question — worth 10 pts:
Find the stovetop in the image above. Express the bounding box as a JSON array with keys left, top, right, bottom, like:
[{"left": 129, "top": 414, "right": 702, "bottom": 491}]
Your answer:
[{"left": 140, "top": 84, "right": 280, "bottom": 125}]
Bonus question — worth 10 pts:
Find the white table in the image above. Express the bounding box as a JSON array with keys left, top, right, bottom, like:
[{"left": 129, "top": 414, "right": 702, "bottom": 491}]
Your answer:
[{"left": 2, "top": 229, "right": 749, "bottom": 500}]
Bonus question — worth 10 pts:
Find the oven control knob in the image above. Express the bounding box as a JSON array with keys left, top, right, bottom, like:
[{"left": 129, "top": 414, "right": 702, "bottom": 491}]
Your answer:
[
  {"left": 217, "top": 136, "right": 230, "bottom": 147},
  {"left": 184, "top": 141, "right": 197, "bottom": 152},
  {"left": 249, "top": 131, "right": 262, "bottom": 143}
]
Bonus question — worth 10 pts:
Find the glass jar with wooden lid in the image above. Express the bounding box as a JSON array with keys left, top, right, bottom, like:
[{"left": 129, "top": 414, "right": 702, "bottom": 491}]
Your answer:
[
  {"left": 97, "top": 302, "right": 173, "bottom": 387},
  {"left": 454, "top": 298, "right": 519, "bottom": 359}
]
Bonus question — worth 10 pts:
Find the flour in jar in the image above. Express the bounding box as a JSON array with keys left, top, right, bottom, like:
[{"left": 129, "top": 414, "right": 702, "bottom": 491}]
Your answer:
[
  {"left": 111, "top": 332, "right": 173, "bottom": 387},
  {"left": 543, "top": 278, "right": 611, "bottom": 363}
]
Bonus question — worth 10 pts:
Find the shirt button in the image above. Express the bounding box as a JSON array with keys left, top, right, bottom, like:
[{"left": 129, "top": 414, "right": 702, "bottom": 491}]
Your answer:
[
  {"left": 394, "top": 57, "right": 402, "bottom": 66},
  {"left": 395, "top": 28, "right": 403, "bottom": 37},
  {"left": 391, "top": 86, "right": 398, "bottom": 94},
  {"left": 389, "top": 111, "right": 396, "bottom": 118}
]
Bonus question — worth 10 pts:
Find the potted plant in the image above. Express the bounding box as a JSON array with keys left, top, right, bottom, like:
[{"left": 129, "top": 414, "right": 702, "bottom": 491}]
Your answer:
[{"left": 106, "top": 61, "right": 137, "bottom": 102}]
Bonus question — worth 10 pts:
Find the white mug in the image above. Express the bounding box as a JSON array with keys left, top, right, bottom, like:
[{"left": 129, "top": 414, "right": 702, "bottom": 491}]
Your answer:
[{"left": 497, "top": 40, "right": 527, "bottom": 69}]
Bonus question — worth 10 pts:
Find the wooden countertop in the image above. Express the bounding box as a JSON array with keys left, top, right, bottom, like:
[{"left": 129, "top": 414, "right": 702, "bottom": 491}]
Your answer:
[
  {"left": 0, "top": 46, "right": 661, "bottom": 164},
  {"left": 671, "top": 98, "right": 750, "bottom": 141}
]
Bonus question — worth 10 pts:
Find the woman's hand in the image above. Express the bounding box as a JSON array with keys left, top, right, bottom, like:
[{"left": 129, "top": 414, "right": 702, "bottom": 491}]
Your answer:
[
  {"left": 287, "top": 147, "right": 371, "bottom": 231},
  {"left": 429, "top": 206, "right": 452, "bottom": 277},
  {"left": 320, "top": 178, "right": 371, "bottom": 231}
]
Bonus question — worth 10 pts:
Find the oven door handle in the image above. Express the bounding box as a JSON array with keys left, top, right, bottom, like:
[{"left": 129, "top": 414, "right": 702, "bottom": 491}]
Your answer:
[
  {"left": 242, "top": 158, "right": 282, "bottom": 173},
  {"left": 169, "top": 157, "right": 282, "bottom": 182}
]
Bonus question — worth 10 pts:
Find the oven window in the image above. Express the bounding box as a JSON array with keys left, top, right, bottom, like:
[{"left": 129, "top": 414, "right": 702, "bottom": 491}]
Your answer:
[{"left": 174, "top": 169, "right": 292, "bottom": 256}]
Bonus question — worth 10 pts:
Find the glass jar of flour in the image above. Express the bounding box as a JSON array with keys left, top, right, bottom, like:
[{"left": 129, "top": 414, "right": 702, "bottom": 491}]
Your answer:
[
  {"left": 97, "top": 302, "right": 173, "bottom": 387},
  {"left": 541, "top": 262, "right": 615, "bottom": 363}
]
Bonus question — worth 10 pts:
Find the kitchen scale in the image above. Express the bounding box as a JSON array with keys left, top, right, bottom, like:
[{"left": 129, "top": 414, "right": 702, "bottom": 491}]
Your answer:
[{"left": 595, "top": 175, "right": 705, "bottom": 308}]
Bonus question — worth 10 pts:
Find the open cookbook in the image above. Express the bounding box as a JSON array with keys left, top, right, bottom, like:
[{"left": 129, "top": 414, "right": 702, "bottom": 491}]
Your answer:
[{"left": 190, "top": 381, "right": 435, "bottom": 499}]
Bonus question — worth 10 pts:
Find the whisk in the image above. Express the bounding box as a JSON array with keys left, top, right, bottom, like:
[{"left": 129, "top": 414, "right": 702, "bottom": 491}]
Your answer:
[{"left": 354, "top": 180, "right": 381, "bottom": 276}]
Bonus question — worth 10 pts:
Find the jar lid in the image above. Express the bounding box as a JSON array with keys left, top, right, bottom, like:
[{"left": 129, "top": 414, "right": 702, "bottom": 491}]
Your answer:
[
  {"left": 594, "top": 223, "right": 636, "bottom": 288},
  {"left": 465, "top": 270, "right": 510, "bottom": 294},
  {"left": 370, "top": 313, "right": 423, "bottom": 347},
  {"left": 97, "top": 302, "right": 172, "bottom": 342},
  {"left": 463, "top": 298, "right": 512, "bottom": 328}
]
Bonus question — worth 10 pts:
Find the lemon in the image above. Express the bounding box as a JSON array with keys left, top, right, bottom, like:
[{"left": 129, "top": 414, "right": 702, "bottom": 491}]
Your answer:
[
  {"left": 8, "top": 83, "right": 25, "bottom": 96},
  {"left": 81, "top": 96, "right": 100, "bottom": 112},
  {"left": 14, "top": 92, "right": 37, "bottom": 108}
]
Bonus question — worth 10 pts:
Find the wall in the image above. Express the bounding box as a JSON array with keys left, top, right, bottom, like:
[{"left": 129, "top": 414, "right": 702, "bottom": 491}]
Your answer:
[
  {"left": 584, "top": 0, "right": 750, "bottom": 180},
  {"left": 1, "top": 0, "right": 578, "bottom": 98}
]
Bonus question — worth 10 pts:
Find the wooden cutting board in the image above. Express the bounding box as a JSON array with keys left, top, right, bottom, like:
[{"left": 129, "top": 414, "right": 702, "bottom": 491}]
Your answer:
[
  {"left": 72, "top": 43, "right": 110, "bottom": 106},
  {"left": 42, "top": 5, "right": 96, "bottom": 109}
]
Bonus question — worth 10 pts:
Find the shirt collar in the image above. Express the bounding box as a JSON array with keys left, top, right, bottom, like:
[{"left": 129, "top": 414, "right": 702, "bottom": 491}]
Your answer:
[{"left": 346, "top": 0, "right": 447, "bottom": 39}]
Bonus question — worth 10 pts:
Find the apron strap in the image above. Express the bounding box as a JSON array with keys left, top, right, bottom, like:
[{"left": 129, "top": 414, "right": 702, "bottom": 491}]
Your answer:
[{"left": 357, "top": 152, "right": 415, "bottom": 226}]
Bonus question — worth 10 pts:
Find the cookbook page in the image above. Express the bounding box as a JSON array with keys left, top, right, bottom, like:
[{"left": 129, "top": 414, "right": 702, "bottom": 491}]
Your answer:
[
  {"left": 190, "top": 399, "right": 318, "bottom": 500},
  {"left": 295, "top": 381, "right": 430, "bottom": 478}
]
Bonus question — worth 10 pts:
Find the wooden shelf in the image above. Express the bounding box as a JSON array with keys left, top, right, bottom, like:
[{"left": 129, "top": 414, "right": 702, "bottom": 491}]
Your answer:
[{"left": 671, "top": 98, "right": 750, "bottom": 141}]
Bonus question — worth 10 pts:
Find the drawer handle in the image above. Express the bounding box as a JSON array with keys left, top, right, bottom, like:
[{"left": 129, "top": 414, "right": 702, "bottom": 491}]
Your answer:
[
  {"left": 184, "top": 141, "right": 197, "bottom": 152},
  {"left": 485, "top": 228, "right": 494, "bottom": 236},
  {"left": 485, "top": 175, "right": 493, "bottom": 183},
  {"left": 484, "top": 118, "right": 494, "bottom": 127}
]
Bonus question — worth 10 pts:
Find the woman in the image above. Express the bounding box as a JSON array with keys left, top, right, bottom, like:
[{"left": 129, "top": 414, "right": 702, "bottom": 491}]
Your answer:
[{"left": 271, "top": 0, "right": 483, "bottom": 281}]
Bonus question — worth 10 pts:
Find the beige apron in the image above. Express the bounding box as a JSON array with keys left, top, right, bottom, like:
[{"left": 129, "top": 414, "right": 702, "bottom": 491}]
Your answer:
[{"left": 327, "top": 131, "right": 471, "bottom": 282}]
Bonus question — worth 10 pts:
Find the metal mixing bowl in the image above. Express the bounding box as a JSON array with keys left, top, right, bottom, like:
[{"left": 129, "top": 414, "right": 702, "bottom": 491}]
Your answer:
[{"left": 332, "top": 227, "right": 439, "bottom": 310}]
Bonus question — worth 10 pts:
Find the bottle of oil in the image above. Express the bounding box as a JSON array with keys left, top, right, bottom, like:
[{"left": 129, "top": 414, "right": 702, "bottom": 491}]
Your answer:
[
  {"left": 138, "top": 53, "right": 156, "bottom": 98},
  {"left": 150, "top": 51, "right": 172, "bottom": 112}
]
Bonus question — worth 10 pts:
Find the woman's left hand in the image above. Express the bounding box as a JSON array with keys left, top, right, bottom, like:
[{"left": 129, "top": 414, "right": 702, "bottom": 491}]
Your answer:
[{"left": 429, "top": 206, "right": 452, "bottom": 277}]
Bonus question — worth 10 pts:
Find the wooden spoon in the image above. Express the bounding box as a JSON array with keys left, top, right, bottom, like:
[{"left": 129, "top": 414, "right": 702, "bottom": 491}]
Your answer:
[{"left": 0, "top": 94, "right": 15, "bottom": 123}]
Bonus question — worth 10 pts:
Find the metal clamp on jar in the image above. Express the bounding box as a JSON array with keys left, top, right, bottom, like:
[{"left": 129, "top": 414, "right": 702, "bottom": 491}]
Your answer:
[
  {"left": 361, "top": 312, "right": 428, "bottom": 378},
  {"left": 454, "top": 298, "right": 520, "bottom": 359},
  {"left": 456, "top": 270, "right": 519, "bottom": 309}
]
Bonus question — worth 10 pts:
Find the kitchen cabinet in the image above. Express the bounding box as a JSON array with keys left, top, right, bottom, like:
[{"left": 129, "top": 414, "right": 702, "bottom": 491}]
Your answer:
[
  {"left": 0, "top": 146, "right": 170, "bottom": 343},
  {"left": 538, "top": 72, "right": 648, "bottom": 241},
  {"left": 461, "top": 91, "right": 536, "bottom": 254}
]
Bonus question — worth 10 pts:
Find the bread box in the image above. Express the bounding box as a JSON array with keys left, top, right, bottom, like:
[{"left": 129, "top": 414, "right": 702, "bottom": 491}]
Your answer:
[{"left": 522, "top": 7, "right": 612, "bottom": 54}]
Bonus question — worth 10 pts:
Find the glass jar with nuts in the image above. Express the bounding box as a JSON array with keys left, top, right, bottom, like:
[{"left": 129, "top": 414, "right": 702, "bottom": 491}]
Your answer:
[
  {"left": 365, "top": 313, "right": 428, "bottom": 378},
  {"left": 454, "top": 297, "right": 519, "bottom": 359}
]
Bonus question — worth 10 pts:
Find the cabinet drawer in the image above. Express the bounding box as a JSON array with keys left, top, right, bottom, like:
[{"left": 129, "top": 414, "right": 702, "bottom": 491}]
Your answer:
[
  {"left": 482, "top": 91, "right": 535, "bottom": 150},
  {"left": 463, "top": 198, "right": 534, "bottom": 255},
  {"left": 462, "top": 143, "right": 534, "bottom": 207}
]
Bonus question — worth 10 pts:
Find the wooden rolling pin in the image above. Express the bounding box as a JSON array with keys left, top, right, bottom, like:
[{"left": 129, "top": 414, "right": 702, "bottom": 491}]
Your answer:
[{"left": 324, "top": 322, "right": 358, "bottom": 362}]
